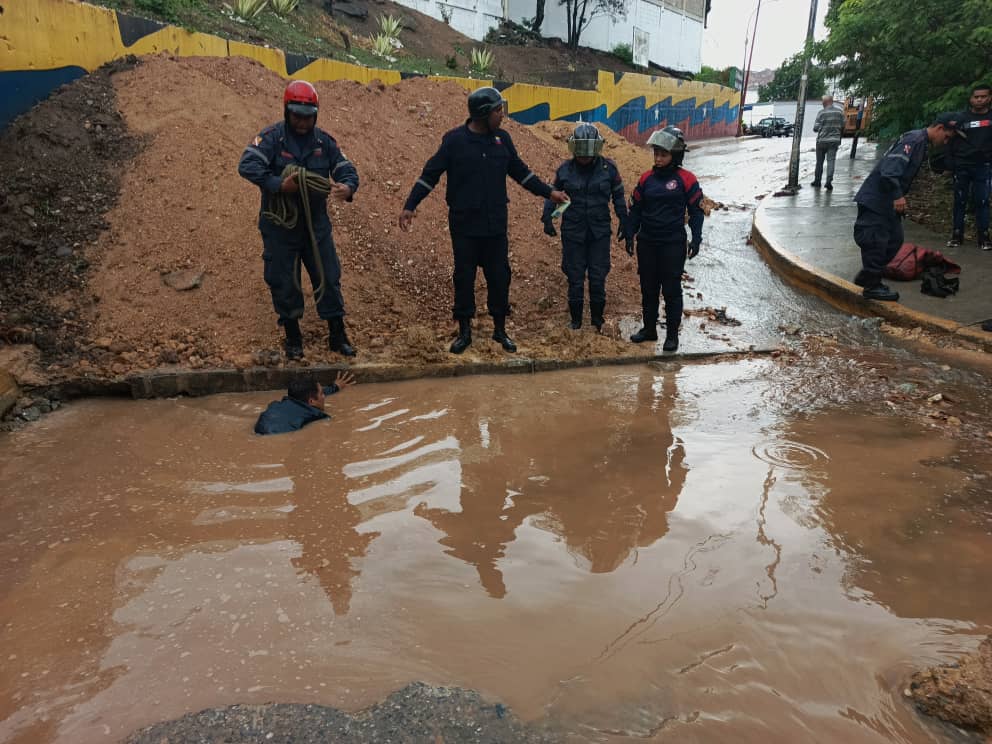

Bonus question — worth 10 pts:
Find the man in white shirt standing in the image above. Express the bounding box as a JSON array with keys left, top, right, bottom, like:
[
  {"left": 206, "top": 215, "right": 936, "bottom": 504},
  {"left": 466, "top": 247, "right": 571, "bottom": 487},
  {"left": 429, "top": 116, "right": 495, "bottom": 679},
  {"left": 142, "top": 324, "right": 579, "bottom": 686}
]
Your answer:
[{"left": 811, "top": 95, "right": 846, "bottom": 191}]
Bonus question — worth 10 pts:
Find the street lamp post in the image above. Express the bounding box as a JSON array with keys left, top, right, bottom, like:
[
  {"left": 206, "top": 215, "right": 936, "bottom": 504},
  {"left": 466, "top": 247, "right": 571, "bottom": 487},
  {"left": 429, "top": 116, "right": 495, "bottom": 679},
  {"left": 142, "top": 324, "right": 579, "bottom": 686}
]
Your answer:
[
  {"left": 785, "top": 0, "right": 819, "bottom": 191},
  {"left": 737, "top": 0, "right": 762, "bottom": 136}
]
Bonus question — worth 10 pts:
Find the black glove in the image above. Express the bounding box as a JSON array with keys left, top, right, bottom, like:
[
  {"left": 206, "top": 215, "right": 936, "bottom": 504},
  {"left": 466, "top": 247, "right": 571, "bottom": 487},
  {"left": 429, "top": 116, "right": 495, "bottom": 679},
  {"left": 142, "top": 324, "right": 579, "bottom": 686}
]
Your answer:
[
  {"left": 625, "top": 237, "right": 635, "bottom": 257},
  {"left": 687, "top": 240, "right": 701, "bottom": 259},
  {"left": 543, "top": 220, "right": 557, "bottom": 237}
]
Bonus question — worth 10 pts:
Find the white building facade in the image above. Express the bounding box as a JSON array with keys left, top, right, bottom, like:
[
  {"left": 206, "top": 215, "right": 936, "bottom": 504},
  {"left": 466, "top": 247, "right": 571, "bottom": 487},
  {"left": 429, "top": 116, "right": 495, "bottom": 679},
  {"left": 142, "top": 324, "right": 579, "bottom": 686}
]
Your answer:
[{"left": 392, "top": 0, "right": 706, "bottom": 74}]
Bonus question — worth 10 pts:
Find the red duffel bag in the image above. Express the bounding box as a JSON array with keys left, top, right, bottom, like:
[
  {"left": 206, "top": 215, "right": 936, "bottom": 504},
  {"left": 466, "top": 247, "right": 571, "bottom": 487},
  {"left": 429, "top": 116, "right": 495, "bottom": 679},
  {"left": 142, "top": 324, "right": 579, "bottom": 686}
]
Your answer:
[{"left": 884, "top": 243, "right": 961, "bottom": 281}]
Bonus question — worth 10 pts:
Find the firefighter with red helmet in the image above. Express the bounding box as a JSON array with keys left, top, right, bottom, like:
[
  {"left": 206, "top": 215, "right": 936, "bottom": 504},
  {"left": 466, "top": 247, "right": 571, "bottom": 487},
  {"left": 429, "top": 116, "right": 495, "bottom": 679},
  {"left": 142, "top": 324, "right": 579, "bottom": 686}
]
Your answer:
[{"left": 239, "top": 80, "right": 360, "bottom": 359}]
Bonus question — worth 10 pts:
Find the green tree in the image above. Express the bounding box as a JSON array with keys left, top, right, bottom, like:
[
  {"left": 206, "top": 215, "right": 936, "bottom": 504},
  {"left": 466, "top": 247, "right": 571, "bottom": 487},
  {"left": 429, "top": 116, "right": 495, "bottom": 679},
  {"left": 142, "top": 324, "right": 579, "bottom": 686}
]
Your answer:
[
  {"left": 757, "top": 52, "right": 827, "bottom": 101},
  {"left": 695, "top": 65, "right": 735, "bottom": 86},
  {"left": 819, "top": 0, "right": 992, "bottom": 132}
]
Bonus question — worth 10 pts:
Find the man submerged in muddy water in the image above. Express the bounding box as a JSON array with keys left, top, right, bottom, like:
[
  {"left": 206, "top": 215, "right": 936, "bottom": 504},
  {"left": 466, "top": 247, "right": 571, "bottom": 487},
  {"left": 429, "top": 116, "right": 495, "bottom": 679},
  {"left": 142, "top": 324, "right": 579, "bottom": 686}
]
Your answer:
[
  {"left": 238, "top": 80, "right": 360, "bottom": 360},
  {"left": 254, "top": 371, "right": 356, "bottom": 435},
  {"left": 398, "top": 87, "right": 569, "bottom": 354}
]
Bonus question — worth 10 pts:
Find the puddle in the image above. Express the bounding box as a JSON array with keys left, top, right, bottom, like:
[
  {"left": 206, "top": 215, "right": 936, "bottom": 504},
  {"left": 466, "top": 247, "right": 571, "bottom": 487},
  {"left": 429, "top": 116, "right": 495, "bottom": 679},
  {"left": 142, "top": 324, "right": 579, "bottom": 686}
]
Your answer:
[{"left": 0, "top": 360, "right": 990, "bottom": 743}]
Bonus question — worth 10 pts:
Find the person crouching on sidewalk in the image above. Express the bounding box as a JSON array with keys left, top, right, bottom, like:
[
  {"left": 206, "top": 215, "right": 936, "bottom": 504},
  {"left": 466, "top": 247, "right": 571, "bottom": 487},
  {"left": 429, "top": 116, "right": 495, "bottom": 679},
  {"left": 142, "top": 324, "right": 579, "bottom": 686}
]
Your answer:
[
  {"left": 852, "top": 113, "right": 957, "bottom": 301},
  {"left": 541, "top": 123, "right": 629, "bottom": 331},
  {"left": 626, "top": 126, "right": 705, "bottom": 351}
]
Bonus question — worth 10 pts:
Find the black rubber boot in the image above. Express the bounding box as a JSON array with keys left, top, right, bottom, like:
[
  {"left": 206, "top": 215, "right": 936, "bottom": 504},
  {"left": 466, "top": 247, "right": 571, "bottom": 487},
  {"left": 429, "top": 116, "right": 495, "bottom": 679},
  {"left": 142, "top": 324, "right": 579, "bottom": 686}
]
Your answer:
[
  {"left": 590, "top": 301, "right": 605, "bottom": 332},
  {"left": 863, "top": 283, "right": 900, "bottom": 301},
  {"left": 328, "top": 317, "right": 356, "bottom": 357},
  {"left": 568, "top": 301, "right": 583, "bottom": 330},
  {"left": 492, "top": 316, "right": 517, "bottom": 353},
  {"left": 630, "top": 322, "right": 658, "bottom": 343},
  {"left": 663, "top": 327, "right": 679, "bottom": 352},
  {"left": 283, "top": 319, "right": 304, "bottom": 360},
  {"left": 449, "top": 318, "right": 472, "bottom": 354}
]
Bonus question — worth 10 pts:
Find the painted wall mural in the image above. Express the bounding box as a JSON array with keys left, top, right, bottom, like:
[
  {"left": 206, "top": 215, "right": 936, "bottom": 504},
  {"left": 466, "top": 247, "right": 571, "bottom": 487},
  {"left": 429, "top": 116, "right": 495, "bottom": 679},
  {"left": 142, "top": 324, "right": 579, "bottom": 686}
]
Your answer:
[{"left": 1, "top": 0, "right": 740, "bottom": 141}]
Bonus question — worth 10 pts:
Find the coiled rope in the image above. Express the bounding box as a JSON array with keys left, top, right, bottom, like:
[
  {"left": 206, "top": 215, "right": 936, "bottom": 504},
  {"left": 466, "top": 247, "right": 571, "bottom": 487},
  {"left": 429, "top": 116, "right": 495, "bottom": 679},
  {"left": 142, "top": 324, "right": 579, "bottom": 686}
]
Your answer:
[{"left": 262, "top": 164, "right": 330, "bottom": 303}]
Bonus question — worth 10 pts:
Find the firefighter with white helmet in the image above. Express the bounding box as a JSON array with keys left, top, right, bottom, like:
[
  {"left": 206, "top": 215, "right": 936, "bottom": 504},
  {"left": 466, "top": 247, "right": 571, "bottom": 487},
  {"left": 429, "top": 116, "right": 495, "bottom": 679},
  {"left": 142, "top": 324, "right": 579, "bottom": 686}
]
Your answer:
[{"left": 626, "top": 125, "right": 705, "bottom": 351}]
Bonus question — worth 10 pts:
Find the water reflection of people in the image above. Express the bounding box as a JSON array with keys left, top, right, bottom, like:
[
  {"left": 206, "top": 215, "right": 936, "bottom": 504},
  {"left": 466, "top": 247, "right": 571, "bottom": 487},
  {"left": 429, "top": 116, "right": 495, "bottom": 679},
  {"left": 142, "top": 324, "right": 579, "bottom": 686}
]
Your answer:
[
  {"left": 538, "top": 369, "right": 686, "bottom": 573},
  {"left": 416, "top": 368, "right": 686, "bottom": 595}
]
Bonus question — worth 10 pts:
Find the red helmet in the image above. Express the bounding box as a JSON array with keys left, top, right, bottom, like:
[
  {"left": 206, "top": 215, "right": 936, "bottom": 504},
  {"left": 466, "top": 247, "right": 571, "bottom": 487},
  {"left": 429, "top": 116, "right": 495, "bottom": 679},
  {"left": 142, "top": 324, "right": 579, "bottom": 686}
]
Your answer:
[{"left": 284, "top": 80, "right": 318, "bottom": 117}]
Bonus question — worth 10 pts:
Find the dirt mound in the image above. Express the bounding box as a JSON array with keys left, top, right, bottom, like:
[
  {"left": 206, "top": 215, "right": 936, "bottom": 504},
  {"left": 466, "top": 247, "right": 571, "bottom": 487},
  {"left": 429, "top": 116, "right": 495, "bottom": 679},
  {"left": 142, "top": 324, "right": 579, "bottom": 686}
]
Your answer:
[
  {"left": 909, "top": 636, "right": 992, "bottom": 735},
  {"left": 0, "top": 57, "right": 142, "bottom": 358},
  {"left": 42, "top": 54, "right": 649, "bottom": 378}
]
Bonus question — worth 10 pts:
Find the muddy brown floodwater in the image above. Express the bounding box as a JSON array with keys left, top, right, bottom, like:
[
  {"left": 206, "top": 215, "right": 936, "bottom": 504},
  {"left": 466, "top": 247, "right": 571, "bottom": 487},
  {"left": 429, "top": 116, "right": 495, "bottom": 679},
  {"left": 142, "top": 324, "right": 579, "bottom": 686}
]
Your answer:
[{"left": 1, "top": 358, "right": 991, "bottom": 743}]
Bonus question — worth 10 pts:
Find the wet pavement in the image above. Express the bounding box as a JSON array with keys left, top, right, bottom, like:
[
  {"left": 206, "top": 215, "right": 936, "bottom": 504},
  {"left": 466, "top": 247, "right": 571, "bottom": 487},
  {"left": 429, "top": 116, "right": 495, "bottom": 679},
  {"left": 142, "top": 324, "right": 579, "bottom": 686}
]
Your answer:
[
  {"left": 752, "top": 139, "right": 992, "bottom": 329},
  {"left": 2, "top": 355, "right": 992, "bottom": 743}
]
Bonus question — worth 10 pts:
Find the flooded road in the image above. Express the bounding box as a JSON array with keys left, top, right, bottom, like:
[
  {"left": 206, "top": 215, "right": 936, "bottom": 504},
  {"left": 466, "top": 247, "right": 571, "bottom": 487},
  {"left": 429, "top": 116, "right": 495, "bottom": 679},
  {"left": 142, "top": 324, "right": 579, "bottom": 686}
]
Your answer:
[{"left": 2, "top": 357, "right": 991, "bottom": 742}]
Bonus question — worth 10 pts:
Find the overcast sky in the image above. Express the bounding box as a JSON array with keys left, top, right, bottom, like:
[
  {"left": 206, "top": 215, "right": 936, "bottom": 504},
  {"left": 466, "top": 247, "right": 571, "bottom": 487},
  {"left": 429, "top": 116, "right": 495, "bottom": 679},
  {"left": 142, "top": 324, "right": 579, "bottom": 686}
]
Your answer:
[{"left": 701, "top": 0, "right": 830, "bottom": 71}]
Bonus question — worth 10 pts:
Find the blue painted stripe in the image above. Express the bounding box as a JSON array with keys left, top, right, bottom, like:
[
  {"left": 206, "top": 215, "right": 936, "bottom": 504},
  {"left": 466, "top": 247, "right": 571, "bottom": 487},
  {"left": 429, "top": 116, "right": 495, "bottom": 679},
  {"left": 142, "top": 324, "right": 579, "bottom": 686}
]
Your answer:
[
  {"left": 510, "top": 94, "right": 739, "bottom": 135},
  {"left": 0, "top": 67, "right": 89, "bottom": 129}
]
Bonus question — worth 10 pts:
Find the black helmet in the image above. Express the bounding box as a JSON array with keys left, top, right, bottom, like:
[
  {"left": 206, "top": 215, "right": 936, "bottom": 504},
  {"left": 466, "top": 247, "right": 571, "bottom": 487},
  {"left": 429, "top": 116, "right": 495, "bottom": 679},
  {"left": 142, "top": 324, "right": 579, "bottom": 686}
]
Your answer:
[
  {"left": 468, "top": 87, "right": 505, "bottom": 119},
  {"left": 568, "top": 122, "right": 604, "bottom": 157}
]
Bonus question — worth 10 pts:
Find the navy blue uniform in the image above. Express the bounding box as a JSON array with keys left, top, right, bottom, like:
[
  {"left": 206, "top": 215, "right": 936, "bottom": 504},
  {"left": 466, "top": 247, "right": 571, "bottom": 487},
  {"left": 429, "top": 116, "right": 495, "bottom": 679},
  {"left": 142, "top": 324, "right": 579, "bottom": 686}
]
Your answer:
[
  {"left": 238, "top": 122, "right": 359, "bottom": 323},
  {"left": 254, "top": 384, "right": 340, "bottom": 435},
  {"left": 853, "top": 129, "right": 927, "bottom": 286},
  {"left": 404, "top": 122, "right": 552, "bottom": 319},
  {"left": 948, "top": 110, "right": 992, "bottom": 239},
  {"left": 628, "top": 166, "right": 705, "bottom": 329},
  {"left": 542, "top": 157, "right": 627, "bottom": 311}
]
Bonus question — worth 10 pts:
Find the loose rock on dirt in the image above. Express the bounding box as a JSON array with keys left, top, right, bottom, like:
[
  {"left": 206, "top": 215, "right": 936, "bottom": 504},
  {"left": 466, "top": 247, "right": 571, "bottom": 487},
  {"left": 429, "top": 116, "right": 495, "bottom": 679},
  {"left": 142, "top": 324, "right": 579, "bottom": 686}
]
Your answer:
[{"left": 908, "top": 635, "right": 992, "bottom": 736}]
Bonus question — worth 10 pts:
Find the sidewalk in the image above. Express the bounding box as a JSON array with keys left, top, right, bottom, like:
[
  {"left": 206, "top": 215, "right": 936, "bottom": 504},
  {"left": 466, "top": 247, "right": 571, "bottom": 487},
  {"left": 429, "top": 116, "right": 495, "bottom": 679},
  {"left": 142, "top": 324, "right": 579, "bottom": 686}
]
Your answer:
[{"left": 751, "top": 143, "right": 992, "bottom": 351}]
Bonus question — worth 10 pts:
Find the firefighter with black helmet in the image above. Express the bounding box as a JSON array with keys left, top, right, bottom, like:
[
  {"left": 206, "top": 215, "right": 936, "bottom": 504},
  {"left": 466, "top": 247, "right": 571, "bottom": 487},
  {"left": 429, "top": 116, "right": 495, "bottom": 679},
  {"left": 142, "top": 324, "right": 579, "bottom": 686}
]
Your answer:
[
  {"left": 626, "top": 125, "right": 705, "bottom": 352},
  {"left": 238, "top": 80, "right": 360, "bottom": 360},
  {"left": 399, "top": 86, "right": 568, "bottom": 354},
  {"left": 541, "top": 123, "right": 629, "bottom": 331}
]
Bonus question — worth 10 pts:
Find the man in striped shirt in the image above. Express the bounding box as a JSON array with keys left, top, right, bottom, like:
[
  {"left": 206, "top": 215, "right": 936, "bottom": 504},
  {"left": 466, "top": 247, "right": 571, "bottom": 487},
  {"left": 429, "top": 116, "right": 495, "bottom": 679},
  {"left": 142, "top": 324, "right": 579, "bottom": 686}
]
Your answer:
[{"left": 811, "top": 95, "right": 845, "bottom": 191}]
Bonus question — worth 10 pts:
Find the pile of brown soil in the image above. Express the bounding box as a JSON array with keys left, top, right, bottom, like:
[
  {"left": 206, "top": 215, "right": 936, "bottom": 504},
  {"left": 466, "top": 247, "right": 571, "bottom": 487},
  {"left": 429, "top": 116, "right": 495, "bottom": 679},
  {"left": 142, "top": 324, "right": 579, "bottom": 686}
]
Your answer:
[
  {"left": 909, "top": 636, "right": 992, "bottom": 736},
  {"left": 0, "top": 57, "right": 142, "bottom": 358},
  {"left": 36, "top": 54, "right": 660, "bottom": 380}
]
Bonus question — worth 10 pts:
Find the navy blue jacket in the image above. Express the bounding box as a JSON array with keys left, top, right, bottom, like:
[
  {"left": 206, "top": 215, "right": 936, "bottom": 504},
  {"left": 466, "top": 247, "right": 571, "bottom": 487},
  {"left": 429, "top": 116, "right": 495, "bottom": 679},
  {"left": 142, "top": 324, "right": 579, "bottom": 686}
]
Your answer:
[
  {"left": 628, "top": 166, "right": 705, "bottom": 245},
  {"left": 404, "top": 122, "right": 553, "bottom": 237},
  {"left": 541, "top": 157, "right": 628, "bottom": 240},
  {"left": 254, "top": 385, "right": 339, "bottom": 435},
  {"left": 855, "top": 129, "right": 928, "bottom": 214},
  {"left": 238, "top": 121, "right": 359, "bottom": 233}
]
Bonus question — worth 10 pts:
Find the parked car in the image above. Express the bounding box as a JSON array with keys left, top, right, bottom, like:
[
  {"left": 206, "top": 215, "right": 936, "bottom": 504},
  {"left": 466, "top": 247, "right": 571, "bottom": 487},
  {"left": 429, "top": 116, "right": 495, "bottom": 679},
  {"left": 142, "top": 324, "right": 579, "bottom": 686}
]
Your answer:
[{"left": 754, "top": 117, "right": 795, "bottom": 138}]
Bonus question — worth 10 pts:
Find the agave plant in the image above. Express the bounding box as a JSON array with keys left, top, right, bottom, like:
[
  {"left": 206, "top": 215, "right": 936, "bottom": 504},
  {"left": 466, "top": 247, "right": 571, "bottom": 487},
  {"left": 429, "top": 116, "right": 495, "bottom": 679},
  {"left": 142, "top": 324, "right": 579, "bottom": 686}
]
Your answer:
[
  {"left": 470, "top": 47, "right": 495, "bottom": 76},
  {"left": 370, "top": 33, "right": 395, "bottom": 58},
  {"left": 377, "top": 14, "right": 403, "bottom": 39},
  {"left": 270, "top": 0, "right": 299, "bottom": 16},
  {"left": 231, "top": 0, "right": 268, "bottom": 20}
]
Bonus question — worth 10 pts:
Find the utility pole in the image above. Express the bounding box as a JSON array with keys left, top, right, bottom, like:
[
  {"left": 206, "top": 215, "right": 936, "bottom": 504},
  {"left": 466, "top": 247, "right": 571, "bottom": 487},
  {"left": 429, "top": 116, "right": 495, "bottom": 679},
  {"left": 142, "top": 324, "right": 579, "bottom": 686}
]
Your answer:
[
  {"left": 785, "top": 0, "right": 818, "bottom": 191},
  {"left": 737, "top": 0, "right": 762, "bottom": 136}
]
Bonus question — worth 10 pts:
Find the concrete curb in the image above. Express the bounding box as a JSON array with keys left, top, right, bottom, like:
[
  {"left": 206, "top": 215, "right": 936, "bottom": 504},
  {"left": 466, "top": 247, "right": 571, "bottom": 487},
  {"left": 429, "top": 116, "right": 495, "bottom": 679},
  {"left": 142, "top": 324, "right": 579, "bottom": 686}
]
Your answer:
[
  {"left": 750, "top": 201, "right": 992, "bottom": 354},
  {"left": 30, "top": 347, "right": 776, "bottom": 402}
]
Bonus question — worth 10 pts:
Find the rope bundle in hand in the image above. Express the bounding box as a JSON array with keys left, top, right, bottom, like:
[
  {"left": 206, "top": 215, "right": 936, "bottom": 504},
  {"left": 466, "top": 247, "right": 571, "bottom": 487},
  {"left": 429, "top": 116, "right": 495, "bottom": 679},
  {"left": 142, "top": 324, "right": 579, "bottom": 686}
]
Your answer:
[{"left": 262, "top": 164, "right": 331, "bottom": 303}]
